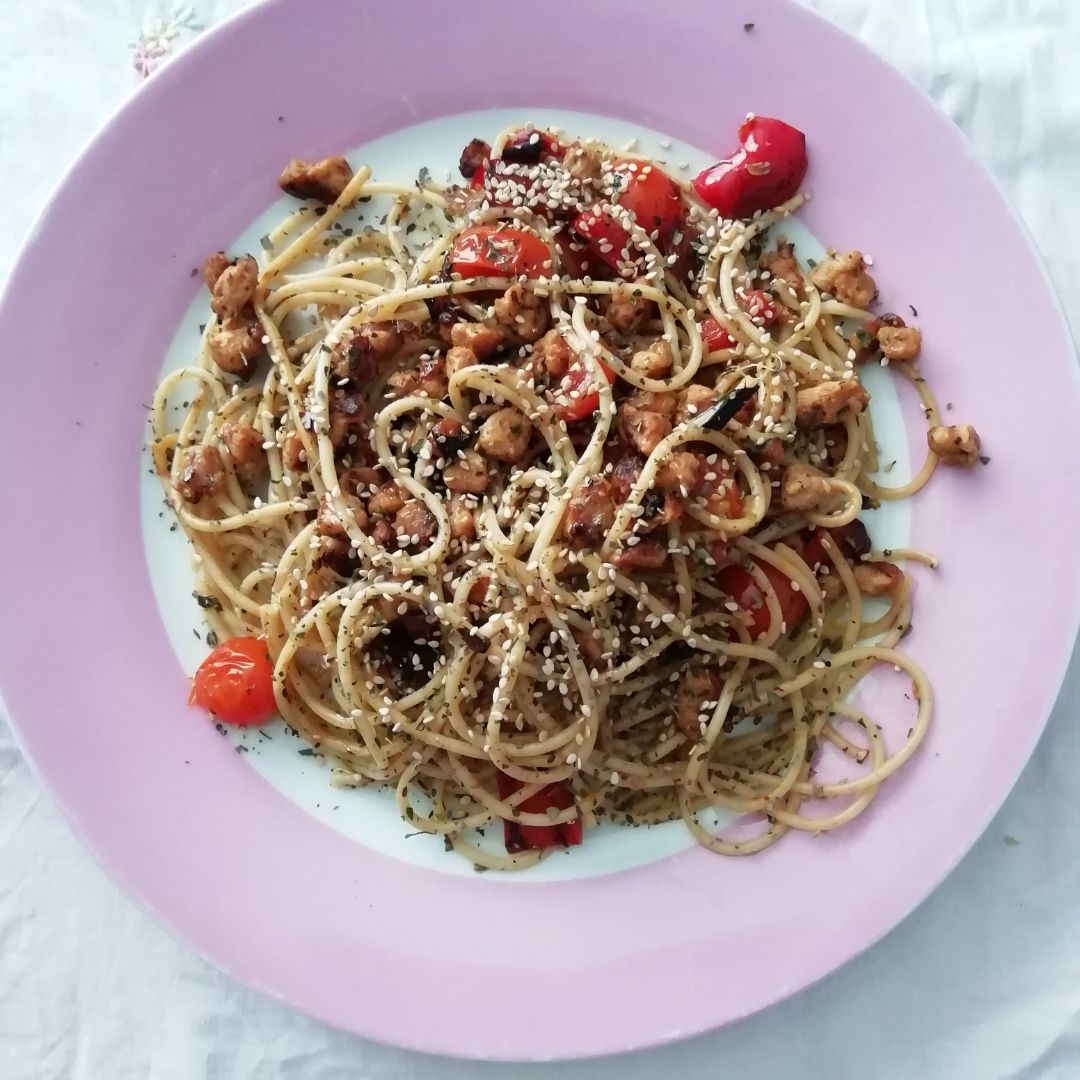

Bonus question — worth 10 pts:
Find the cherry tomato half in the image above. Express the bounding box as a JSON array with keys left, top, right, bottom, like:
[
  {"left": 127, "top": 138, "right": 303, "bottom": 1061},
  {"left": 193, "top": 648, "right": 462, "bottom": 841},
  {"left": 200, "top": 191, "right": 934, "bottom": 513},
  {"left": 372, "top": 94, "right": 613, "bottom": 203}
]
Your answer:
[
  {"left": 553, "top": 231, "right": 602, "bottom": 280},
  {"left": 716, "top": 559, "right": 808, "bottom": 639},
  {"left": 741, "top": 288, "right": 781, "bottom": 325},
  {"left": 548, "top": 355, "right": 617, "bottom": 422},
  {"left": 693, "top": 116, "right": 808, "bottom": 220},
  {"left": 701, "top": 291, "right": 779, "bottom": 352},
  {"left": 190, "top": 636, "right": 277, "bottom": 727},
  {"left": 448, "top": 225, "right": 552, "bottom": 280},
  {"left": 572, "top": 160, "right": 683, "bottom": 274},
  {"left": 700, "top": 317, "right": 737, "bottom": 352}
]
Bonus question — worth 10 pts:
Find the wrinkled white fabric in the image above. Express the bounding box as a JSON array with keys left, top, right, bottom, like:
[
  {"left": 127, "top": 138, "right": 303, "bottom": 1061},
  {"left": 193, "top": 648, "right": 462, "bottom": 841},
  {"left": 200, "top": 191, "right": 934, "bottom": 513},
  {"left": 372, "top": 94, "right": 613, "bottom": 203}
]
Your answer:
[{"left": 1, "top": 2, "right": 1078, "bottom": 1077}]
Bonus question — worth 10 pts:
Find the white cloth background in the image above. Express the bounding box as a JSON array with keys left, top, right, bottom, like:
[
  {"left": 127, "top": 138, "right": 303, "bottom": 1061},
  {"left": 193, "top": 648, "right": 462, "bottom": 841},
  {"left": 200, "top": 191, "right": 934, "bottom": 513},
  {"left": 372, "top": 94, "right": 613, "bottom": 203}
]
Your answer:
[{"left": 1, "top": 2, "right": 1078, "bottom": 1076}]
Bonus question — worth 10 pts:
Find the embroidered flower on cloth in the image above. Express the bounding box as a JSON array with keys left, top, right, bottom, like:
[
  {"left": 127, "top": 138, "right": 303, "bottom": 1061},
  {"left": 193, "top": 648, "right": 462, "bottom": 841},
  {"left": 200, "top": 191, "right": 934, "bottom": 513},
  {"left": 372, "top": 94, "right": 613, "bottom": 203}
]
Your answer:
[{"left": 130, "top": 5, "right": 205, "bottom": 79}]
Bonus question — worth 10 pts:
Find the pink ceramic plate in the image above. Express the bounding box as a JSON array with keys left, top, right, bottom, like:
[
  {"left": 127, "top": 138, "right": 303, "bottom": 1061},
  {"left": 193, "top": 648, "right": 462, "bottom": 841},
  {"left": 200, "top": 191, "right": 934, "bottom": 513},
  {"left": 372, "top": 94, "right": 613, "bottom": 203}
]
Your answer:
[{"left": 1, "top": 0, "right": 1077, "bottom": 1061}]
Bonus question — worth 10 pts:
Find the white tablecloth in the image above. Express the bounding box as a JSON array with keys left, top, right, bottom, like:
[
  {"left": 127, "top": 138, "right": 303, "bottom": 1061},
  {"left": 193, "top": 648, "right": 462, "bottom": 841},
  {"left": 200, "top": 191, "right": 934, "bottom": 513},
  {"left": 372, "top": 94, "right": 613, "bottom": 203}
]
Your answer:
[{"left": 2, "top": 2, "right": 1078, "bottom": 1076}]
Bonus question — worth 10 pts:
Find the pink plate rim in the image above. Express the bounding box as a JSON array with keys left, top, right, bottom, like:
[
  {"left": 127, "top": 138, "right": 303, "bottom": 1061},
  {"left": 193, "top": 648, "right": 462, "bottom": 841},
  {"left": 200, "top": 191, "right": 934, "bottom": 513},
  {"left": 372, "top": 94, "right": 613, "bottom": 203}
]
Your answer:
[{"left": 1, "top": 0, "right": 1078, "bottom": 1061}]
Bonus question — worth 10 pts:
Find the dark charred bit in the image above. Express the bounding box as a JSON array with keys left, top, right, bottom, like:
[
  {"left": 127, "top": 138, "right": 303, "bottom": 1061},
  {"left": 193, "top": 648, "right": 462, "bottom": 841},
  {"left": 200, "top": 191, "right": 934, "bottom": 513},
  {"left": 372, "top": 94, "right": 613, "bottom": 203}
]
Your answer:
[
  {"left": 330, "top": 328, "right": 379, "bottom": 383},
  {"left": 460, "top": 627, "right": 488, "bottom": 654},
  {"left": 425, "top": 254, "right": 465, "bottom": 328},
  {"left": 658, "top": 216, "right": 700, "bottom": 285},
  {"left": 379, "top": 618, "right": 440, "bottom": 691},
  {"left": 699, "top": 385, "right": 757, "bottom": 432},
  {"left": 500, "top": 130, "right": 546, "bottom": 165},
  {"left": 433, "top": 298, "right": 466, "bottom": 340},
  {"left": 641, "top": 488, "right": 666, "bottom": 520},
  {"left": 666, "top": 640, "right": 693, "bottom": 664},
  {"left": 459, "top": 139, "right": 490, "bottom": 180},
  {"left": 852, "top": 312, "right": 907, "bottom": 362},
  {"left": 315, "top": 540, "right": 353, "bottom": 576},
  {"left": 566, "top": 420, "right": 596, "bottom": 453},
  {"left": 430, "top": 417, "right": 474, "bottom": 461},
  {"left": 866, "top": 312, "right": 906, "bottom": 336},
  {"left": 743, "top": 231, "right": 767, "bottom": 265},
  {"left": 836, "top": 519, "right": 872, "bottom": 561}
]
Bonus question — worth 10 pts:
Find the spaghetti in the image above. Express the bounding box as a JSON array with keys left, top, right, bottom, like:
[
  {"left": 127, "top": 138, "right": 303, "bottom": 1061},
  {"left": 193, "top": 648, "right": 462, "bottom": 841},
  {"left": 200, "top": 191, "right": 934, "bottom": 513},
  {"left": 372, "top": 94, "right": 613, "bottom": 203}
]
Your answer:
[{"left": 151, "top": 120, "right": 982, "bottom": 869}]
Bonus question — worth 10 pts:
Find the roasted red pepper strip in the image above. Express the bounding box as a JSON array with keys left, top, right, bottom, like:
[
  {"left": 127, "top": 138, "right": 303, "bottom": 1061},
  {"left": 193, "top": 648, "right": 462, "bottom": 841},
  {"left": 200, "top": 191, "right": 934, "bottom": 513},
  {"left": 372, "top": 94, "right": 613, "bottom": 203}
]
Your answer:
[
  {"left": 693, "top": 116, "right": 808, "bottom": 219},
  {"left": 497, "top": 773, "right": 583, "bottom": 852}
]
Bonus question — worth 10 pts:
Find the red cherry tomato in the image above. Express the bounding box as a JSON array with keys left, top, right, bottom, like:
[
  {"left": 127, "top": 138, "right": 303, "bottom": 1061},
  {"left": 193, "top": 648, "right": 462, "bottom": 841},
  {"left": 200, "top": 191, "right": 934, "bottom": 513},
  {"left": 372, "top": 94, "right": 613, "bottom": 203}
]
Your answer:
[
  {"left": 496, "top": 772, "right": 582, "bottom": 852},
  {"left": 802, "top": 520, "right": 872, "bottom": 570},
  {"left": 498, "top": 128, "right": 562, "bottom": 164},
  {"left": 572, "top": 160, "right": 683, "bottom": 273},
  {"left": 616, "top": 161, "right": 683, "bottom": 234},
  {"left": 448, "top": 225, "right": 551, "bottom": 279},
  {"left": 741, "top": 288, "right": 780, "bottom": 325},
  {"left": 700, "top": 317, "right": 736, "bottom": 352},
  {"left": 693, "top": 116, "right": 808, "bottom": 219},
  {"left": 696, "top": 459, "right": 744, "bottom": 519},
  {"left": 553, "top": 231, "right": 602, "bottom": 280},
  {"left": 701, "top": 293, "right": 778, "bottom": 352},
  {"left": 476, "top": 129, "right": 564, "bottom": 205},
  {"left": 571, "top": 203, "right": 632, "bottom": 271},
  {"left": 548, "top": 355, "right": 617, "bottom": 422},
  {"left": 190, "top": 636, "right": 277, "bottom": 727},
  {"left": 716, "top": 559, "right": 807, "bottom": 639}
]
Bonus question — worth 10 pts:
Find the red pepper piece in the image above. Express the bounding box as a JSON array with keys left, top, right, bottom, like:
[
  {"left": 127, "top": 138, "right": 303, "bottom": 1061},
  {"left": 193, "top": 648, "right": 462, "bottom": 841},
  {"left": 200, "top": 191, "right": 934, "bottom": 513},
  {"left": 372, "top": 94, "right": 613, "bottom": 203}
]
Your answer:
[
  {"left": 693, "top": 116, "right": 808, "bottom": 219},
  {"left": 496, "top": 772, "right": 583, "bottom": 852}
]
